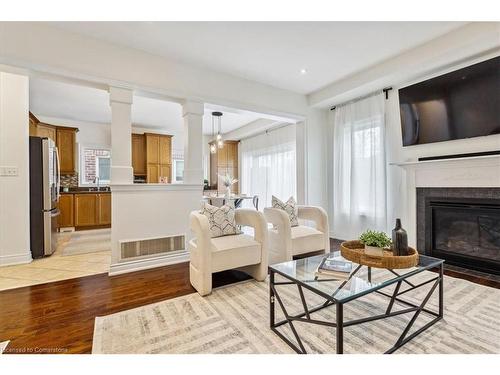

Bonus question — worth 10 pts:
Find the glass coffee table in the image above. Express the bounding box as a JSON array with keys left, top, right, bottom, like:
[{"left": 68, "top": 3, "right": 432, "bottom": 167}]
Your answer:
[{"left": 269, "top": 252, "right": 444, "bottom": 354}]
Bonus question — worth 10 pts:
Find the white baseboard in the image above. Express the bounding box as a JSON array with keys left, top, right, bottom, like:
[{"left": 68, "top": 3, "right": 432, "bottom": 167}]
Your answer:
[
  {"left": 108, "top": 250, "right": 189, "bottom": 276},
  {"left": 0, "top": 252, "right": 32, "bottom": 267}
]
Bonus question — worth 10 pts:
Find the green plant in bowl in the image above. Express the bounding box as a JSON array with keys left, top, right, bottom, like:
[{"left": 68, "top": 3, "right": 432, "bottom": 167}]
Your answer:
[{"left": 359, "top": 230, "right": 392, "bottom": 256}]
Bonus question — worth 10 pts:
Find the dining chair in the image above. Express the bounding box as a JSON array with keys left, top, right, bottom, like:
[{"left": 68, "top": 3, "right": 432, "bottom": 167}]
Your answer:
[{"left": 252, "top": 195, "right": 259, "bottom": 210}]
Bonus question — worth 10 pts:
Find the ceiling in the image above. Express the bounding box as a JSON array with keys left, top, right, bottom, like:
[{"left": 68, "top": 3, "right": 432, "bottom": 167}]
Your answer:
[
  {"left": 50, "top": 21, "right": 466, "bottom": 94},
  {"left": 29, "top": 78, "right": 260, "bottom": 135}
]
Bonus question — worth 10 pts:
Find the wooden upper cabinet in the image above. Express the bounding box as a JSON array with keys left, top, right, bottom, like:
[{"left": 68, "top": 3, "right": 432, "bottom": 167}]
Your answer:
[
  {"left": 145, "top": 133, "right": 172, "bottom": 183},
  {"left": 28, "top": 112, "right": 78, "bottom": 175},
  {"left": 159, "top": 136, "right": 171, "bottom": 164},
  {"left": 131, "top": 134, "right": 146, "bottom": 176},
  {"left": 56, "top": 128, "right": 77, "bottom": 174},
  {"left": 37, "top": 123, "right": 57, "bottom": 143},
  {"left": 29, "top": 113, "right": 56, "bottom": 140},
  {"left": 146, "top": 134, "right": 160, "bottom": 164},
  {"left": 29, "top": 113, "right": 38, "bottom": 137},
  {"left": 226, "top": 142, "right": 238, "bottom": 168},
  {"left": 209, "top": 140, "right": 239, "bottom": 193},
  {"left": 217, "top": 144, "right": 228, "bottom": 166}
]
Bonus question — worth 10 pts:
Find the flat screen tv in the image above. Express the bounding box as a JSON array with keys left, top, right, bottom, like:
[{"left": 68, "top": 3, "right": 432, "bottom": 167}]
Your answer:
[{"left": 399, "top": 56, "right": 500, "bottom": 146}]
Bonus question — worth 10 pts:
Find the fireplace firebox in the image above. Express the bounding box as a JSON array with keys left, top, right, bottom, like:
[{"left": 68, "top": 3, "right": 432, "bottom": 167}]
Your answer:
[{"left": 417, "top": 194, "right": 500, "bottom": 275}]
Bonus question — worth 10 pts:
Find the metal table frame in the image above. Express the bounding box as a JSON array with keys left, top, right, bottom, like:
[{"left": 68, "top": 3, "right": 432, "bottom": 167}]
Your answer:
[{"left": 269, "top": 261, "right": 444, "bottom": 354}]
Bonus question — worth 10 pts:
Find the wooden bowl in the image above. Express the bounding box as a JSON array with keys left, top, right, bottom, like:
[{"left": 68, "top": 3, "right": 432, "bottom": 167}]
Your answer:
[{"left": 340, "top": 240, "right": 419, "bottom": 269}]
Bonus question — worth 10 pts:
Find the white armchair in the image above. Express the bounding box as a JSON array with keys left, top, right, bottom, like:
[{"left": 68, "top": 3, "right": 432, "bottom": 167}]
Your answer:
[
  {"left": 264, "top": 205, "right": 330, "bottom": 264},
  {"left": 189, "top": 209, "right": 269, "bottom": 296}
]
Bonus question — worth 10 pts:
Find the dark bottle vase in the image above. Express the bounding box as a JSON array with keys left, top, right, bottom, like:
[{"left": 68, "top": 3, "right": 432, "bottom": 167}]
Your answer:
[{"left": 392, "top": 218, "right": 408, "bottom": 256}]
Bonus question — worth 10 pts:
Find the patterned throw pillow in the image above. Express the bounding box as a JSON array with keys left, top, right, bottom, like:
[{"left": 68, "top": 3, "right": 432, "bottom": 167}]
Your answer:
[
  {"left": 200, "top": 201, "right": 242, "bottom": 238},
  {"left": 272, "top": 195, "right": 299, "bottom": 227}
]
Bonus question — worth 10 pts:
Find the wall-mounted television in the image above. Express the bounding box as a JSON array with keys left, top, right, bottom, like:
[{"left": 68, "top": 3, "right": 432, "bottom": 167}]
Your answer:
[{"left": 399, "top": 56, "right": 500, "bottom": 147}]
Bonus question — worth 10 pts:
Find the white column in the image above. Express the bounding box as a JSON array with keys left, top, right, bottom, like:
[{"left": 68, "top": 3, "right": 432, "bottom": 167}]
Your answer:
[
  {"left": 182, "top": 100, "right": 204, "bottom": 184},
  {"left": 109, "top": 86, "right": 133, "bottom": 184},
  {"left": 0, "top": 72, "right": 31, "bottom": 265}
]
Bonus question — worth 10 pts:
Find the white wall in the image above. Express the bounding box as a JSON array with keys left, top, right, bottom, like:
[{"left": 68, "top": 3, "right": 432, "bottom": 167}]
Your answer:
[
  {"left": 305, "top": 107, "right": 328, "bottom": 210},
  {"left": 0, "top": 72, "right": 31, "bottom": 266},
  {"left": 109, "top": 184, "right": 202, "bottom": 275}
]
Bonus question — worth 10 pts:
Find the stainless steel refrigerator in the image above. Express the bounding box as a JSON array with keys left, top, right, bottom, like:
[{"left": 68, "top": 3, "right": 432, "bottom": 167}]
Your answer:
[{"left": 29, "top": 136, "right": 60, "bottom": 258}]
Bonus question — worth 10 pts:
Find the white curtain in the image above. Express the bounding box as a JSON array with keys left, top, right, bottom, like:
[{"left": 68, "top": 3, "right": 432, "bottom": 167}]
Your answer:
[
  {"left": 240, "top": 125, "right": 296, "bottom": 209},
  {"left": 331, "top": 93, "right": 386, "bottom": 240}
]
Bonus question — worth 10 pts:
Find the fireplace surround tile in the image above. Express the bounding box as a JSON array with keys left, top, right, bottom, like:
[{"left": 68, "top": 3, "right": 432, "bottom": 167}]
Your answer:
[{"left": 416, "top": 187, "right": 500, "bottom": 274}]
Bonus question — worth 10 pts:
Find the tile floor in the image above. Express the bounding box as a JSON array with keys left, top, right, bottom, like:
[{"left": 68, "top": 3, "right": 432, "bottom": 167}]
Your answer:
[{"left": 0, "top": 230, "right": 111, "bottom": 291}]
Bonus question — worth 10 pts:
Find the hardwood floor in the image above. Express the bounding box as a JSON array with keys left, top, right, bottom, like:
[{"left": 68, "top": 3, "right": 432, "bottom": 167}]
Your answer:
[
  {"left": 0, "top": 238, "right": 497, "bottom": 354},
  {"left": 0, "top": 263, "right": 191, "bottom": 354},
  {"left": 0, "top": 262, "right": 255, "bottom": 354}
]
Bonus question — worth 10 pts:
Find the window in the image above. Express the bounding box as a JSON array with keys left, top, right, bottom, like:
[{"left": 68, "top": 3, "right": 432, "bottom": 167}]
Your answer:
[
  {"left": 173, "top": 159, "right": 184, "bottom": 183},
  {"left": 331, "top": 93, "right": 386, "bottom": 240},
  {"left": 79, "top": 145, "right": 111, "bottom": 185},
  {"left": 240, "top": 125, "right": 296, "bottom": 209}
]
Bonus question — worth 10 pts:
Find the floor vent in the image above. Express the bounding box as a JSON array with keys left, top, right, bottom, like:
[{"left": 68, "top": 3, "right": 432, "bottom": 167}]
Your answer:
[{"left": 120, "top": 235, "right": 185, "bottom": 260}]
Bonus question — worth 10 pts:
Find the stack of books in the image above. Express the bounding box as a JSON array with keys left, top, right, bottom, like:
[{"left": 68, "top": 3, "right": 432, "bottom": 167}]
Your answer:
[{"left": 315, "top": 255, "right": 353, "bottom": 280}]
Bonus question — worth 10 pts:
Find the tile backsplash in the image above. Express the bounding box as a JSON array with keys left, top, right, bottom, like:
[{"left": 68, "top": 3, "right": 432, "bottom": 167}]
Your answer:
[{"left": 60, "top": 173, "right": 79, "bottom": 188}]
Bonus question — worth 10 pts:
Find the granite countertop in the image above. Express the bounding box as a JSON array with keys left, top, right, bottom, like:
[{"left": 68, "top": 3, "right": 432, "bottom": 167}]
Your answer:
[{"left": 60, "top": 188, "right": 111, "bottom": 194}]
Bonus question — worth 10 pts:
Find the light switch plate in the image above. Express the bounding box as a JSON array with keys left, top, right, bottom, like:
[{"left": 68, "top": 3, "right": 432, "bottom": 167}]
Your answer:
[{"left": 0, "top": 166, "right": 19, "bottom": 176}]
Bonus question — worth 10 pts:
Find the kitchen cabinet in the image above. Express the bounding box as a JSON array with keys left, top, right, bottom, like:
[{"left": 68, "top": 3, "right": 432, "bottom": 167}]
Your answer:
[
  {"left": 160, "top": 165, "right": 171, "bottom": 181},
  {"left": 58, "top": 194, "right": 74, "bottom": 228},
  {"left": 29, "top": 113, "right": 78, "bottom": 174},
  {"left": 74, "top": 194, "right": 98, "bottom": 227},
  {"left": 28, "top": 113, "right": 57, "bottom": 142},
  {"left": 29, "top": 113, "right": 58, "bottom": 143},
  {"left": 132, "top": 134, "right": 146, "bottom": 176},
  {"left": 29, "top": 113, "right": 38, "bottom": 136},
  {"left": 147, "top": 164, "right": 159, "bottom": 183},
  {"left": 145, "top": 133, "right": 172, "bottom": 183},
  {"left": 209, "top": 140, "right": 239, "bottom": 194},
  {"left": 36, "top": 123, "right": 57, "bottom": 143},
  {"left": 72, "top": 192, "right": 111, "bottom": 228},
  {"left": 159, "top": 136, "right": 171, "bottom": 164},
  {"left": 97, "top": 193, "right": 111, "bottom": 225},
  {"left": 146, "top": 134, "right": 160, "bottom": 164},
  {"left": 56, "top": 128, "right": 78, "bottom": 174}
]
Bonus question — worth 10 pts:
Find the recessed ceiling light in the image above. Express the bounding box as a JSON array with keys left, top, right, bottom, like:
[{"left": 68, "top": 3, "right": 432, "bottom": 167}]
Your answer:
[{"left": 300, "top": 68, "right": 307, "bottom": 75}]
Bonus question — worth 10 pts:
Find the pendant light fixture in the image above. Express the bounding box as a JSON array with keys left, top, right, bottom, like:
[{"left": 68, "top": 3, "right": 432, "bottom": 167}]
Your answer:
[
  {"left": 211, "top": 111, "right": 224, "bottom": 151},
  {"left": 210, "top": 112, "right": 217, "bottom": 154}
]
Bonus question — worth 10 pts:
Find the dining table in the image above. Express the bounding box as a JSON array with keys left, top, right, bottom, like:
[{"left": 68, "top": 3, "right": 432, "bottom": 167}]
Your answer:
[{"left": 202, "top": 194, "right": 258, "bottom": 209}]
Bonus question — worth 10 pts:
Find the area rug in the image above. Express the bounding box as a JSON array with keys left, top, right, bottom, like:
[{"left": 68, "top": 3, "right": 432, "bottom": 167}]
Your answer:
[
  {"left": 92, "top": 270, "right": 500, "bottom": 354},
  {"left": 0, "top": 341, "right": 9, "bottom": 354},
  {"left": 61, "top": 229, "right": 111, "bottom": 256}
]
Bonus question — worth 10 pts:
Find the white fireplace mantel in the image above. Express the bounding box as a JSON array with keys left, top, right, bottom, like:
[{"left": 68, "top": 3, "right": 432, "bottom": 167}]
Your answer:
[
  {"left": 390, "top": 154, "right": 500, "bottom": 188},
  {"left": 390, "top": 154, "right": 500, "bottom": 247},
  {"left": 390, "top": 153, "right": 500, "bottom": 167}
]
